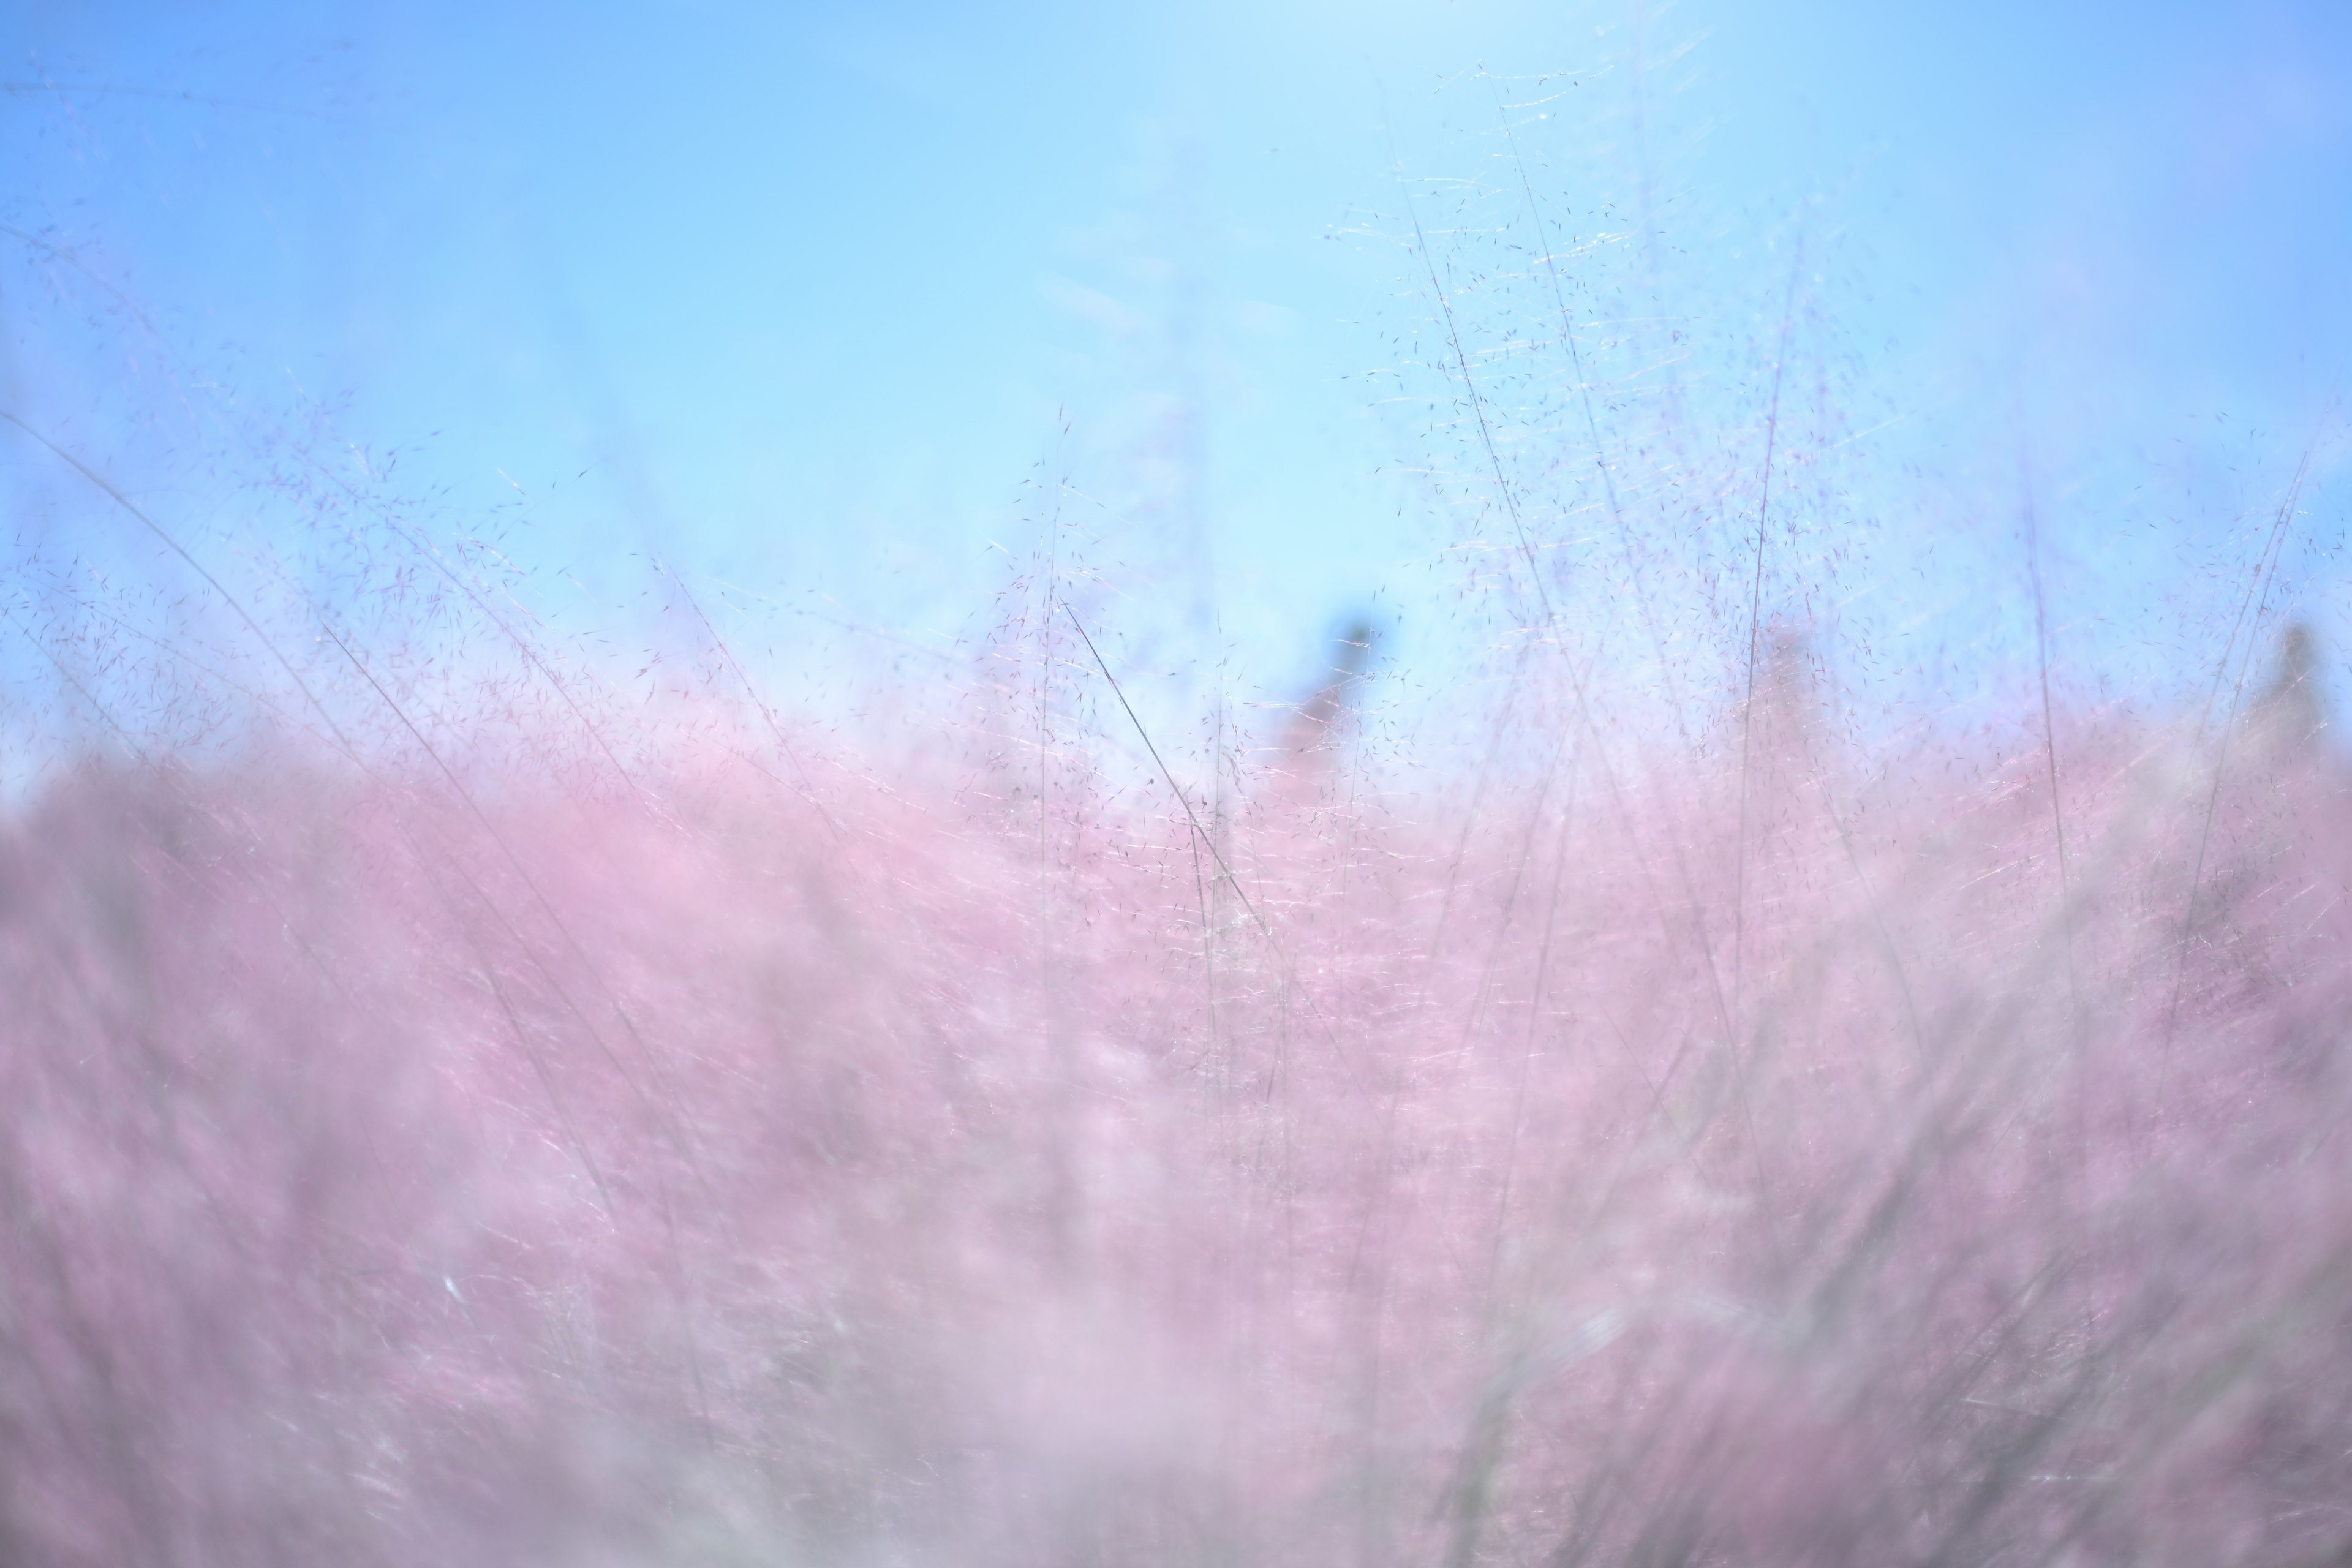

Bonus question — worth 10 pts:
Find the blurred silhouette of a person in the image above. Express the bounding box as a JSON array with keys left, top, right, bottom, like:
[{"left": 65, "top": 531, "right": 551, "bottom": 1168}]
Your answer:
[
  {"left": 1274, "top": 619, "right": 1378, "bottom": 800},
  {"left": 2250, "top": 619, "right": 2328, "bottom": 759},
  {"left": 1290, "top": 620, "right": 1375, "bottom": 745}
]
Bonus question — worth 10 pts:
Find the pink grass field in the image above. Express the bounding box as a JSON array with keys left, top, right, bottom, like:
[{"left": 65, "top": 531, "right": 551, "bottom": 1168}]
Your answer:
[
  {"left": 4, "top": 13, "right": 2346, "bottom": 1560},
  {"left": 4, "top": 623, "right": 2350, "bottom": 1567}
]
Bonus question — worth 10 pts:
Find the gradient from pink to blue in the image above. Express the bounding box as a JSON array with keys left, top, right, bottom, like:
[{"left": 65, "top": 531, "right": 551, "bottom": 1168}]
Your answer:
[{"left": 3, "top": 0, "right": 2347, "bottom": 717}]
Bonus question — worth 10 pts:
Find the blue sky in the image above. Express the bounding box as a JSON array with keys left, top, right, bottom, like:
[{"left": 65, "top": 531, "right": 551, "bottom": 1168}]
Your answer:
[{"left": 4, "top": 0, "right": 2348, "bottom": 745}]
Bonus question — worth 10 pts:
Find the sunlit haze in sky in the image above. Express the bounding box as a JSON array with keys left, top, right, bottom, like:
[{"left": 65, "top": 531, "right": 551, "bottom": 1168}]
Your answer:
[{"left": 5, "top": 0, "right": 2348, "bottom": 723}]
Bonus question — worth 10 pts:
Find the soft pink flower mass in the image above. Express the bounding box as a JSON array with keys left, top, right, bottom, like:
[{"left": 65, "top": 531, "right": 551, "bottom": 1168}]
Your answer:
[{"left": 2, "top": 595, "right": 2348, "bottom": 1564}]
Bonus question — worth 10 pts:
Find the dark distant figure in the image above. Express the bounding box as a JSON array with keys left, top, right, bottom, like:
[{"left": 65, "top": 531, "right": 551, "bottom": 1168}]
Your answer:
[
  {"left": 1275, "top": 618, "right": 1379, "bottom": 795},
  {"left": 1289, "top": 619, "right": 1377, "bottom": 750},
  {"left": 1746, "top": 616, "right": 1824, "bottom": 769},
  {"left": 2251, "top": 620, "right": 2328, "bottom": 757}
]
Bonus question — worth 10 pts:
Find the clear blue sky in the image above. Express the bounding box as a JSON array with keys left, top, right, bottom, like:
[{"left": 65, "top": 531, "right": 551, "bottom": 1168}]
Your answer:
[{"left": 4, "top": 0, "right": 2348, "bottom": 739}]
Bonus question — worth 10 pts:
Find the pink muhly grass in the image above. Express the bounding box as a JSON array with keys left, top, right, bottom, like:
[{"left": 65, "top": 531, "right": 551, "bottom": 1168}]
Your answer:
[{"left": 1, "top": 662, "right": 2347, "bottom": 1567}]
